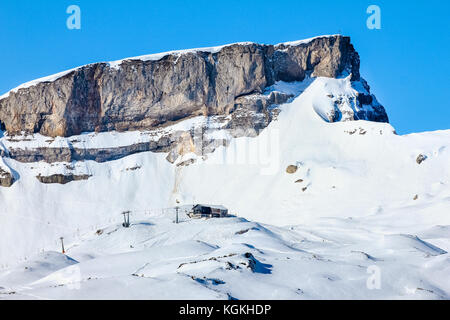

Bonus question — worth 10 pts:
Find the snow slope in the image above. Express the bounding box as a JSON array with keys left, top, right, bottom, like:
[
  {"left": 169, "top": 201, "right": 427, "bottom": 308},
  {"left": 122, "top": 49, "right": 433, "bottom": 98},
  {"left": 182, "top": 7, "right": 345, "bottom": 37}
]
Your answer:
[
  {"left": 0, "top": 76, "right": 449, "bottom": 299},
  {"left": 0, "top": 214, "right": 448, "bottom": 299}
]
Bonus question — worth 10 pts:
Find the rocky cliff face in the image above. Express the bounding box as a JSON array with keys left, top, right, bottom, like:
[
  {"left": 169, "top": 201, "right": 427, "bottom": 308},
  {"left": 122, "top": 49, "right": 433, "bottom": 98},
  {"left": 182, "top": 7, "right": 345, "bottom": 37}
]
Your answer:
[
  {"left": 0, "top": 35, "right": 376, "bottom": 138},
  {"left": 0, "top": 35, "right": 390, "bottom": 187},
  {"left": 0, "top": 159, "right": 14, "bottom": 187}
]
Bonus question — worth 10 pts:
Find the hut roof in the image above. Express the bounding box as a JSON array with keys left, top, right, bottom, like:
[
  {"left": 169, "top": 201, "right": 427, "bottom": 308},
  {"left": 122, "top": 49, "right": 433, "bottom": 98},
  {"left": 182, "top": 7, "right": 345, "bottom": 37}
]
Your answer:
[{"left": 195, "top": 204, "right": 228, "bottom": 211}]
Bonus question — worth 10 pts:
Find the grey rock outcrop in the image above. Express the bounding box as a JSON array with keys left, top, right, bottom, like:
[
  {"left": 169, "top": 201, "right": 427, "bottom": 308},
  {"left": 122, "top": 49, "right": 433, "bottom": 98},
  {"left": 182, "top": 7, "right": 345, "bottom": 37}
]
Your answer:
[
  {"left": 0, "top": 36, "right": 379, "bottom": 138},
  {"left": 416, "top": 154, "right": 427, "bottom": 165},
  {"left": 0, "top": 167, "right": 14, "bottom": 187},
  {"left": 1, "top": 126, "right": 210, "bottom": 164},
  {"left": 36, "top": 174, "right": 91, "bottom": 184},
  {"left": 3, "top": 134, "right": 173, "bottom": 164},
  {"left": 0, "top": 159, "right": 15, "bottom": 187}
]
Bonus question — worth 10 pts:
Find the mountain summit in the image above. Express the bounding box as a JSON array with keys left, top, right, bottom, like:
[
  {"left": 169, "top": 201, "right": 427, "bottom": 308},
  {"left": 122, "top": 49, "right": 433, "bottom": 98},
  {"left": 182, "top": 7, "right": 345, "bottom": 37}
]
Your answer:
[
  {"left": 0, "top": 36, "right": 449, "bottom": 299},
  {"left": 0, "top": 35, "right": 387, "bottom": 138}
]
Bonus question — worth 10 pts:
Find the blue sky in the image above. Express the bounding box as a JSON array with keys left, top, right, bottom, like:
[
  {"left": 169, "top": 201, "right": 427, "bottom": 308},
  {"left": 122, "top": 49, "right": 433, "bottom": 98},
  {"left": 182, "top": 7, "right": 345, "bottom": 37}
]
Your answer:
[{"left": 0, "top": 0, "right": 448, "bottom": 134}]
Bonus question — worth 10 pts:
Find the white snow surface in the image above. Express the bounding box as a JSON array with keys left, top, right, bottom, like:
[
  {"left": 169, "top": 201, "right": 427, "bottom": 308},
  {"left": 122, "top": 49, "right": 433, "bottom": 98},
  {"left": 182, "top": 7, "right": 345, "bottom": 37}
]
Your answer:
[{"left": 0, "top": 76, "right": 449, "bottom": 300}]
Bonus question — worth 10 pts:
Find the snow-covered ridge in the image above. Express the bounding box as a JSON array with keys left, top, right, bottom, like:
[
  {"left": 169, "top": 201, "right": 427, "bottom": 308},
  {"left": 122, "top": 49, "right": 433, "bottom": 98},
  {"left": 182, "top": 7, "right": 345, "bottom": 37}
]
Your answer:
[
  {"left": 0, "top": 67, "right": 79, "bottom": 101},
  {"left": 107, "top": 42, "right": 254, "bottom": 70},
  {"left": 275, "top": 34, "right": 340, "bottom": 47},
  {"left": 0, "top": 35, "right": 339, "bottom": 101},
  {"left": 109, "top": 34, "right": 340, "bottom": 68}
]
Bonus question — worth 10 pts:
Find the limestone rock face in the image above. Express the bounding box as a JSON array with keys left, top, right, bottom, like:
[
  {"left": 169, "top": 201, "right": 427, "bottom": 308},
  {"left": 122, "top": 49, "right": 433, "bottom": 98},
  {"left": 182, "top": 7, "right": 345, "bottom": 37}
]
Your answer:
[
  {"left": 36, "top": 174, "right": 91, "bottom": 185},
  {"left": 0, "top": 36, "right": 374, "bottom": 138},
  {"left": 416, "top": 154, "right": 427, "bottom": 165},
  {"left": 0, "top": 168, "right": 14, "bottom": 187},
  {"left": 0, "top": 160, "right": 15, "bottom": 187},
  {"left": 286, "top": 165, "right": 298, "bottom": 174}
]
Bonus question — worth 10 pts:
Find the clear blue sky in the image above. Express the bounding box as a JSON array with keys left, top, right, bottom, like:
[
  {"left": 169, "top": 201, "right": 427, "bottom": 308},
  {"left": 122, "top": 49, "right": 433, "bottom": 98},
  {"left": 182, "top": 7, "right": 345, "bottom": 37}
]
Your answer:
[{"left": 0, "top": 0, "right": 448, "bottom": 134}]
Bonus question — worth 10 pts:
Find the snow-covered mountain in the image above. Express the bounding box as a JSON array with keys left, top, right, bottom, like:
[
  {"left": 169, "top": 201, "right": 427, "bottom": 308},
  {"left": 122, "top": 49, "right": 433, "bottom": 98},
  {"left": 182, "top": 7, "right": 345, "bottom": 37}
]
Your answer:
[{"left": 0, "top": 36, "right": 449, "bottom": 300}]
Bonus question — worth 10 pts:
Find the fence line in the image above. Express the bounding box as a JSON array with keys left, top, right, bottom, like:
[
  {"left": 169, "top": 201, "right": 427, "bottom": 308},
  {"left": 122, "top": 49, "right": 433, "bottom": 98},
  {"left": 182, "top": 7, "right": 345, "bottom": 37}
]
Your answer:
[{"left": 0, "top": 205, "right": 195, "bottom": 269}]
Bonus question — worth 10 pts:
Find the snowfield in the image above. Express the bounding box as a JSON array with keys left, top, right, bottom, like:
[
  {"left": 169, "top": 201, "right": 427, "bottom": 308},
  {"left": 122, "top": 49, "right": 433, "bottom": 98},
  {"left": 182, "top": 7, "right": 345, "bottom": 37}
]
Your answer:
[
  {"left": 0, "top": 214, "right": 449, "bottom": 300},
  {"left": 0, "top": 76, "right": 449, "bottom": 300}
]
